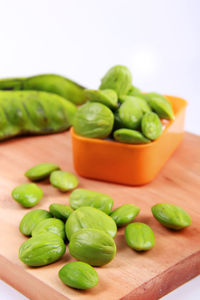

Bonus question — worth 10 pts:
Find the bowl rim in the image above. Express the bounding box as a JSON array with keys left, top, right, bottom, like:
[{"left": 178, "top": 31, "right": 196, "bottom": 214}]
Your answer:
[{"left": 71, "top": 95, "right": 187, "bottom": 149}]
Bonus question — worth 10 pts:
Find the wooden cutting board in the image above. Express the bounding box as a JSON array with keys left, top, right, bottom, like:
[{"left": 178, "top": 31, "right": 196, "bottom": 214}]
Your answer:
[{"left": 0, "top": 131, "right": 200, "bottom": 300}]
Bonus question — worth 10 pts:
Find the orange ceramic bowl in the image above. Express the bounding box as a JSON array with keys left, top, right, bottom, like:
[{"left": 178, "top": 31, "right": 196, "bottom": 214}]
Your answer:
[{"left": 71, "top": 95, "right": 187, "bottom": 186}]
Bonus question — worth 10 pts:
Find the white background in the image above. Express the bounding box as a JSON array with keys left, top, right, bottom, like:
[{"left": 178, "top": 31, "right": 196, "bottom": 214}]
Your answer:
[{"left": 0, "top": 0, "right": 199, "bottom": 299}]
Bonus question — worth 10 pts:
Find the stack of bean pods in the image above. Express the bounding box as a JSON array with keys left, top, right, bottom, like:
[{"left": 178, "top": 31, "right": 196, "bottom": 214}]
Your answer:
[{"left": 0, "top": 74, "right": 86, "bottom": 141}]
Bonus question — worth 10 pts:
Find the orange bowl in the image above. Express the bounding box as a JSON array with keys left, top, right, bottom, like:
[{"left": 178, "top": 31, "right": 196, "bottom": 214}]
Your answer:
[{"left": 71, "top": 95, "right": 187, "bottom": 186}]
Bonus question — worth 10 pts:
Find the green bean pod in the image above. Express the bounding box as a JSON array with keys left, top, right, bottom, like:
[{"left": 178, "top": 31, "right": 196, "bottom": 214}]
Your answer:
[
  {"left": 0, "top": 74, "right": 85, "bottom": 105},
  {"left": 0, "top": 90, "right": 77, "bottom": 141}
]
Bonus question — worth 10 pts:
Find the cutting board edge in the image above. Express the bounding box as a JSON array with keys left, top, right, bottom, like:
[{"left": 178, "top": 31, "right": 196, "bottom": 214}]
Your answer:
[
  {"left": 0, "top": 255, "right": 69, "bottom": 300},
  {"left": 121, "top": 250, "right": 200, "bottom": 300}
]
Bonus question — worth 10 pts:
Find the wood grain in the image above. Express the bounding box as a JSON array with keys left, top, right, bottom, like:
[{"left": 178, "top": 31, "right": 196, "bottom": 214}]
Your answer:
[{"left": 0, "top": 131, "right": 200, "bottom": 300}]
